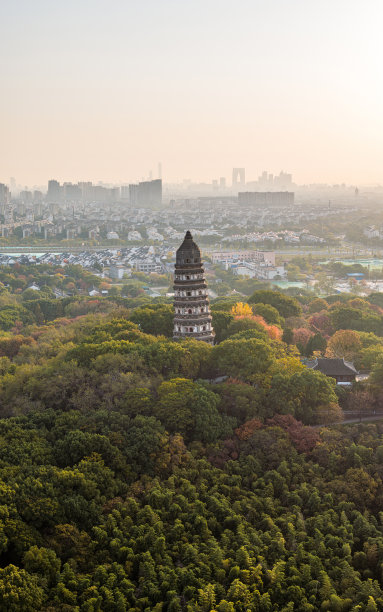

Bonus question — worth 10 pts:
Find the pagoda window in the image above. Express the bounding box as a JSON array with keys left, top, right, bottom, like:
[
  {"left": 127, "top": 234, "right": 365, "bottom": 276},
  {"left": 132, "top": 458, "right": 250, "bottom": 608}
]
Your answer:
[
  {"left": 186, "top": 258, "right": 190, "bottom": 263},
  {"left": 186, "top": 275, "right": 190, "bottom": 280},
  {"left": 198, "top": 291, "right": 202, "bottom": 295},
  {"left": 177, "top": 309, "right": 181, "bottom": 313},
  {"left": 189, "top": 327, "right": 193, "bottom": 332},
  {"left": 203, "top": 326, "right": 206, "bottom": 331},
  {"left": 178, "top": 326, "right": 181, "bottom": 331},
  {"left": 188, "top": 309, "right": 192, "bottom": 314},
  {"left": 187, "top": 291, "right": 191, "bottom": 296},
  {"left": 200, "top": 307, "right": 204, "bottom": 313}
]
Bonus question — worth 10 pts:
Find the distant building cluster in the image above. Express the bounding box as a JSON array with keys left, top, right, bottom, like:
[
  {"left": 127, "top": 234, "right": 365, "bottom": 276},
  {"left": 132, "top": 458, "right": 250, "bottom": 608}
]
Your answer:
[
  {"left": 363, "top": 226, "right": 383, "bottom": 240},
  {"left": 238, "top": 192, "right": 295, "bottom": 207},
  {"left": 0, "top": 245, "right": 169, "bottom": 277},
  {"left": 0, "top": 177, "right": 356, "bottom": 250},
  {"left": 253, "top": 170, "right": 292, "bottom": 189},
  {"left": 208, "top": 169, "right": 293, "bottom": 194},
  {"left": 210, "top": 250, "right": 275, "bottom": 266},
  {"left": 222, "top": 229, "right": 326, "bottom": 245},
  {"left": 211, "top": 249, "right": 286, "bottom": 281},
  {"left": 45, "top": 179, "right": 162, "bottom": 207},
  {"left": 47, "top": 180, "right": 121, "bottom": 203}
]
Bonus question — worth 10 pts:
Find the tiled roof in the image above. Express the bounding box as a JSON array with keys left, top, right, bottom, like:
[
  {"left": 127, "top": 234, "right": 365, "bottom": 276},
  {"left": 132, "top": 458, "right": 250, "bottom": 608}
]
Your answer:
[{"left": 308, "top": 358, "right": 358, "bottom": 376}]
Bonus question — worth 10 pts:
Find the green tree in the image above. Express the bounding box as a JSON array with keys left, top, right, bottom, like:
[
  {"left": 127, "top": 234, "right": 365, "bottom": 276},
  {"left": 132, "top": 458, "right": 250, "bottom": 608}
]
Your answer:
[
  {"left": 212, "top": 338, "right": 275, "bottom": 383},
  {"left": 308, "top": 298, "right": 328, "bottom": 313},
  {"left": 252, "top": 303, "right": 284, "bottom": 326},
  {"left": 130, "top": 304, "right": 173, "bottom": 336},
  {"left": 23, "top": 546, "right": 61, "bottom": 586},
  {"left": 155, "top": 378, "right": 227, "bottom": 442},
  {"left": 0, "top": 565, "right": 45, "bottom": 611},
  {"left": 305, "top": 333, "right": 327, "bottom": 356},
  {"left": 211, "top": 310, "right": 234, "bottom": 343},
  {"left": 248, "top": 290, "right": 302, "bottom": 318}
]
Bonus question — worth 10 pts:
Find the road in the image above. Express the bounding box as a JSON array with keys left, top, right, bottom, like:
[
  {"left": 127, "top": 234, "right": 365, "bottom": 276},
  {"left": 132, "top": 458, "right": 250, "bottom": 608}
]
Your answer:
[
  {"left": 316, "top": 414, "right": 383, "bottom": 428},
  {"left": 339, "top": 414, "right": 383, "bottom": 425},
  {"left": 0, "top": 245, "right": 115, "bottom": 254}
]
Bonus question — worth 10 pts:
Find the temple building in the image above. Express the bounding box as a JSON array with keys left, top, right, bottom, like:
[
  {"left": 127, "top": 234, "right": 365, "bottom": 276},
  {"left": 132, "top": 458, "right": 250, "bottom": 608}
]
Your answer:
[{"left": 173, "top": 231, "right": 215, "bottom": 344}]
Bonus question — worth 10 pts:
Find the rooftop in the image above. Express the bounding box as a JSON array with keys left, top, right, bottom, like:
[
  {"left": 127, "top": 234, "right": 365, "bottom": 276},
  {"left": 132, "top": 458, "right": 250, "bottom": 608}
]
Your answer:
[{"left": 307, "top": 358, "right": 358, "bottom": 376}]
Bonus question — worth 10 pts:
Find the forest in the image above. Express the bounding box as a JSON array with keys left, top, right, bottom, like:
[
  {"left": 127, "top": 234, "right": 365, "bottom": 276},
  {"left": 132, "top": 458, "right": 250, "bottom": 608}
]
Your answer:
[{"left": 2, "top": 276, "right": 383, "bottom": 609}]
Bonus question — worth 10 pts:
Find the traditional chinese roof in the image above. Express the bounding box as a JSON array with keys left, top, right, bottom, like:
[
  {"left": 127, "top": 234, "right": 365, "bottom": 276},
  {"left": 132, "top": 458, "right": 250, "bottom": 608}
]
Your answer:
[{"left": 307, "top": 358, "right": 358, "bottom": 376}]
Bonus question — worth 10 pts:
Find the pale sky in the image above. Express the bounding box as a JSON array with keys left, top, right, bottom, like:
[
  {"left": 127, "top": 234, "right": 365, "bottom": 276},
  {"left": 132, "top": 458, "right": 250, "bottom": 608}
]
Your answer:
[{"left": 1, "top": 0, "right": 382, "bottom": 186}]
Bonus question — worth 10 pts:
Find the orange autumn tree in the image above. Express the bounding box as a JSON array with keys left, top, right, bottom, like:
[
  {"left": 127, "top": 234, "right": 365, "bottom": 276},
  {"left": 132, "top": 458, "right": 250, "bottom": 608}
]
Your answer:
[{"left": 230, "top": 302, "right": 282, "bottom": 340}]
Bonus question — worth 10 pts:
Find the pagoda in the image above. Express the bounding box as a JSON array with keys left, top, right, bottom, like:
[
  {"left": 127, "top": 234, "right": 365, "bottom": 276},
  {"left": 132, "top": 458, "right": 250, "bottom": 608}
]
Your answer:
[{"left": 173, "top": 231, "right": 215, "bottom": 344}]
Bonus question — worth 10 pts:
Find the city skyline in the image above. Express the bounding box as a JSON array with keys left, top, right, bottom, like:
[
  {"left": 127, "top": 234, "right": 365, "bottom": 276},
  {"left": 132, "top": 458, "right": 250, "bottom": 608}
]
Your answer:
[{"left": 1, "top": 0, "right": 383, "bottom": 185}]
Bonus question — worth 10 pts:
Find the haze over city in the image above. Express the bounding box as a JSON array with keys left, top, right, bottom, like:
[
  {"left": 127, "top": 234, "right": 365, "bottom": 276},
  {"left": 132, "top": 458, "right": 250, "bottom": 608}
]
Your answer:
[
  {"left": 4, "top": 2, "right": 383, "bottom": 611},
  {"left": 1, "top": 0, "right": 383, "bottom": 186}
]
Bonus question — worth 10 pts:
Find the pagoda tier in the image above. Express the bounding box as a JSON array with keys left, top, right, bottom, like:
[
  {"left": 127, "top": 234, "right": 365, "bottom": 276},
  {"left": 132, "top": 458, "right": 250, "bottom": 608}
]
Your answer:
[{"left": 173, "top": 231, "right": 215, "bottom": 344}]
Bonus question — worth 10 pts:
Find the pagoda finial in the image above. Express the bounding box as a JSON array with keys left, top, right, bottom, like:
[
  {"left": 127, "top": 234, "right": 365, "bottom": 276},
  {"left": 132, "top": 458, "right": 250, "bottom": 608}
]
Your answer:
[{"left": 185, "top": 230, "right": 192, "bottom": 239}]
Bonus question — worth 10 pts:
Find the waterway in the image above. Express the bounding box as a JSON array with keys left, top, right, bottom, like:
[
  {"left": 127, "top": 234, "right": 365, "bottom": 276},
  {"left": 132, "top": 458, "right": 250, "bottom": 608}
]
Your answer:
[
  {"left": 0, "top": 253, "right": 53, "bottom": 258},
  {"left": 271, "top": 280, "right": 306, "bottom": 289}
]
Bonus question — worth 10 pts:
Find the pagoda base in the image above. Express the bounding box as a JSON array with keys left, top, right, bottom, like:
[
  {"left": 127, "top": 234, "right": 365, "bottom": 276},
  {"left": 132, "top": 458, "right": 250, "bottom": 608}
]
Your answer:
[{"left": 173, "top": 331, "right": 215, "bottom": 345}]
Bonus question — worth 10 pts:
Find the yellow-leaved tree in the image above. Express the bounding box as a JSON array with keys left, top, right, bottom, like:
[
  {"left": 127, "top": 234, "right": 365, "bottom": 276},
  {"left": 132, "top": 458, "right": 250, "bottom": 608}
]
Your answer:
[{"left": 231, "top": 302, "right": 253, "bottom": 317}]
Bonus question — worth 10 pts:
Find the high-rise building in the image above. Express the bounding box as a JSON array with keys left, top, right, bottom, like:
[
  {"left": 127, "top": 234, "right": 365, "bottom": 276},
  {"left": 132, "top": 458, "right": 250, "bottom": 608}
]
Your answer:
[
  {"left": 0, "top": 184, "right": 10, "bottom": 204},
  {"left": 78, "top": 182, "right": 93, "bottom": 201},
  {"left": 120, "top": 185, "right": 130, "bottom": 200},
  {"left": 33, "top": 190, "right": 43, "bottom": 202},
  {"left": 4, "top": 203, "right": 14, "bottom": 224},
  {"left": 20, "top": 190, "right": 33, "bottom": 202},
  {"left": 219, "top": 177, "right": 226, "bottom": 189},
  {"left": 173, "top": 231, "right": 215, "bottom": 344},
  {"left": 129, "top": 179, "right": 162, "bottom": 207},
  {"left": 63, "top": 183, "right": 81, "bottom": 201},
  {"left": 129, "top": 184, "right": 139, "bottom": 206},
  {"left": 47, "top": 180, "right": 62, "bottom": 202},
  {"left": 274, "top": 171, "right": 293, "bottom": 188},
  {"left": 232, "top": 167, "right": 245, "bottom": 187}
]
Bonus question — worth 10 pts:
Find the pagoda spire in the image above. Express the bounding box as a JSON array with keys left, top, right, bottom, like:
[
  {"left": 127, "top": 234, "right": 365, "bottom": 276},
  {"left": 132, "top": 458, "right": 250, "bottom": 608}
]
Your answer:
[{"left": 173, "top": 231, "right": 215, "bottom": 344}]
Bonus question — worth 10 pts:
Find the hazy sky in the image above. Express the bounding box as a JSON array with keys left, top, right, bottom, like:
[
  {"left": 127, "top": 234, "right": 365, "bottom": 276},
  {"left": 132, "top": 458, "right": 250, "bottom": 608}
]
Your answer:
[{"left": 1, "top": 0, "right": 382, "bottom": 186}]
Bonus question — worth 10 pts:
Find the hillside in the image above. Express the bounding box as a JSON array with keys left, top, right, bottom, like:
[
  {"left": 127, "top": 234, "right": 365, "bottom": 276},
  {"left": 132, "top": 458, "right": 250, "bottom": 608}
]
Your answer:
[{"left": 0, "top": 288, "right": 383, "bottom": 609}]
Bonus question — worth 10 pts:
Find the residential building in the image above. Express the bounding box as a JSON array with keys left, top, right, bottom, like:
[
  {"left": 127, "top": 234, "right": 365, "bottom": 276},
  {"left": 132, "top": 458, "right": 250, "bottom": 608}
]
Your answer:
[
  {"left": 211, "top": 251, "right": 275, "bottom": 265},
  {"left": 129, "top": 179, "right": 162, "bottom": 207}
]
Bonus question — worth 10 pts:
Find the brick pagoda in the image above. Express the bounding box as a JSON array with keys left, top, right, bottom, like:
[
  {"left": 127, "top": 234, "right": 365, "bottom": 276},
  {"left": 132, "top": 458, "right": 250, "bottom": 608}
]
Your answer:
[{"left": 173, "top": 231, "right": 215, "bottom": 344}]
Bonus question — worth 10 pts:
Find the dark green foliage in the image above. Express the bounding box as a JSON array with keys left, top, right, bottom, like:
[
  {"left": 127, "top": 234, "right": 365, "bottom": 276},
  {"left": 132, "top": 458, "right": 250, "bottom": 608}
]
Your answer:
[
  {"left": 0, "top": 297, "right": 383, "bottom": 610},
  {"left": 330, "top": 306, "right": 383, "bottom": 336},
  {"left": 252, "top": 302, "right": 284, "bottom": 326},
  {"left": 248, "top": 289, "right": 302, "bottom": 318},
  {"left": 0, "top": 305, "right": 34, "bottom": 330},
  {"left": 222, "top": 317, "right": 270, "bottom": 341},
  {"left": 282, "top": 327, "right": 294, "bottom": 344},
  {"left": 129, "top": 304, "right": 174, "bottom": 336},
  {"left": 305, "top": 332, "right": 327, "bottom": 356},
  {"left": 211, "top": 310, "right": 234, "bottom": 343},
  {"left": 369, "top": 293, "right": 383, "bottom": 308}
]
